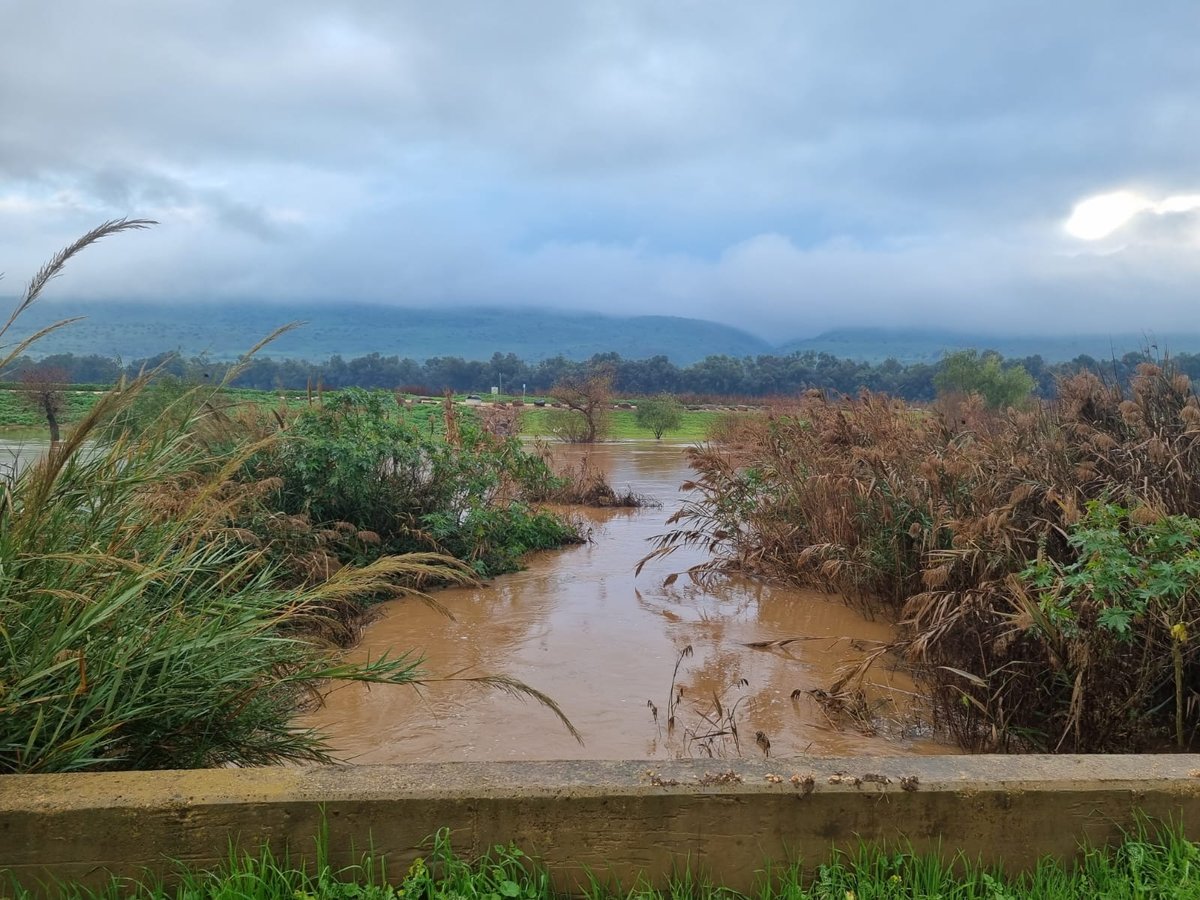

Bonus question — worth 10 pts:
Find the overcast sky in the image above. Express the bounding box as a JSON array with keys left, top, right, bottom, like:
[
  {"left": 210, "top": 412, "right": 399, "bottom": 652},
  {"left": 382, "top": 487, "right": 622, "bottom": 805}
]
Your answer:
[{"left": 3, "top": 2, "right": 1199, "bottom": 340}]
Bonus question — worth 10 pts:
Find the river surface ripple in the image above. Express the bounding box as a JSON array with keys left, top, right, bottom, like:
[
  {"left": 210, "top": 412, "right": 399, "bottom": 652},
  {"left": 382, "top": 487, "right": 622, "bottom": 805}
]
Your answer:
[{"left": 301, "top": 442, "right": 952, "bottom": 761}]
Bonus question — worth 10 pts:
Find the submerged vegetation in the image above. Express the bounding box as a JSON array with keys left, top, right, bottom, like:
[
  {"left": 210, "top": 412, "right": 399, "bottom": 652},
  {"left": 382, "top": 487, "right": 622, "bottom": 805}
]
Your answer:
[
  {"left": 9, "top": 823, "right": 1200, "bottom": 899},
  {"left": 648, "top": 364, "right": 1200, "bottom": 752},
  {"left": 0, "top": 223, "right": 584, "bottom": 773},
  {"left": 528, "top": 447, "right": 652, "bottom": 508}
]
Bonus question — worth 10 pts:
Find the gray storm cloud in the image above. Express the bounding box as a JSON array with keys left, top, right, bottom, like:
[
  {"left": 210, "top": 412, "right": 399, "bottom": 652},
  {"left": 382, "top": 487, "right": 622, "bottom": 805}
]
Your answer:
[{"left": 2, "top": 1, "right": 1199, "bottom": 339}]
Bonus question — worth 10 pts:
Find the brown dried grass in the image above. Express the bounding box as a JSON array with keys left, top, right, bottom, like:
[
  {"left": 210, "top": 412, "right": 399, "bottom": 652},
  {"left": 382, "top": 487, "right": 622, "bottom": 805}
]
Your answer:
[{"left": 645, "top": 365, "right": 1200, "bottom": 751}]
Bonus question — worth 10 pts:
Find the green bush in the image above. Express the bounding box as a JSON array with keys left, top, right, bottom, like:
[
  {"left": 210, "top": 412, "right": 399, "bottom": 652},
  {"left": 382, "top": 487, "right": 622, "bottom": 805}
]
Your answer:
[
  {"left": 635, "top": 394, "right": 684, "bottom": 439},
  {"left": 1021, "top": 502, "right": 1200, "bottom": 749},
  {"left": 935, "top": 349, "right": 1036, "bottom": 409},
  {"left": 261, "top": 388, "right": 578, "bottom": 577},
  {"left": 1, "top": 223, "right": 581, "bottom": 772}
]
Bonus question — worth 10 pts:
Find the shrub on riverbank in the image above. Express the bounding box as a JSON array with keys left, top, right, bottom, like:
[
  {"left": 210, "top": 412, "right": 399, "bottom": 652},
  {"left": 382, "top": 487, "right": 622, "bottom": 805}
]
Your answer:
[
  {"left": 250, "top": 388, "right": 582, "bottom": 578},
  {"left": 647, "top": 365, "right": 1200, "bottom": 751}
]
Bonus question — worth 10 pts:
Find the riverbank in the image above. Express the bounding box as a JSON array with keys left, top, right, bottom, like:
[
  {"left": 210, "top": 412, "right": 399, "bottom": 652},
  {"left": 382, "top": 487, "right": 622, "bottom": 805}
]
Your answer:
[{"left": 1, "top": 382, "right": 589, "bottom": 775}]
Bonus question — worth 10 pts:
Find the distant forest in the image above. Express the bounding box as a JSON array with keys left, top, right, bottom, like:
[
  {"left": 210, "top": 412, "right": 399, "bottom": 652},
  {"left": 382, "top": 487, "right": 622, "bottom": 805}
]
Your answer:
[{"left": 4, "top": 346, "right": 1192, "bottom": 401}]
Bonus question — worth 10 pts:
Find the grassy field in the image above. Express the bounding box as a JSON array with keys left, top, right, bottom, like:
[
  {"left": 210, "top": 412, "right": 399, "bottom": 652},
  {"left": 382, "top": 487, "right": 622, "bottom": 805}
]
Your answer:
[
  {"left": 8, "top": 825, "right": 1198, "bottom": 899},
  {"left": 0, "top": 387, "right": 314, "bottom": 438},
  {"left": 517, "top": 406, "right": 723, "bottom": 442},
  {"left": 0, "top": 388, "right": 734, "bottom": 444},
  {"left": 0, "top": 389, "right": 105, "bottom": 429},
  {"left": 386, "top": 398, "right": 726, "bottom": 442}
]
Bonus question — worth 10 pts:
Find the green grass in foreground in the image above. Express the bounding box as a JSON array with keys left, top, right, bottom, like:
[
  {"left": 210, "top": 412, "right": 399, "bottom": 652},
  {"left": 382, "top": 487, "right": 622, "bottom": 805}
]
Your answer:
[{"left": 10, "top": 825, "right": 1200, "bottom": 899}]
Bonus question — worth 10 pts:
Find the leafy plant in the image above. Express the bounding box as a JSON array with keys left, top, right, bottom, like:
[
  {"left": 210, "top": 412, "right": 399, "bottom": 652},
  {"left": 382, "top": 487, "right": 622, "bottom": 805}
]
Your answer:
[
  {"left": 260, "top": 388, "right": 581, "bottom": 577},
  {"left": 635, "top": 394, "right": 684, "bottom": 440},
  {"left": 1021, "top": 502, "right": 1200, "bottom": 748},
  {"left": 934, "top": 349, "right": 1036, "bottom": 410}
]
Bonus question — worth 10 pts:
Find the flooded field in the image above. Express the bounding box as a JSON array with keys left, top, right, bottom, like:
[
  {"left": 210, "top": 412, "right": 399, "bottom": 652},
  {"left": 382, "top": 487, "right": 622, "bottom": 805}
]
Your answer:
[
  {"left": 303, "top": 442, "right": 951, "bottom": 762},
  {"left": 0, "top": 438, "right": 50, "bottom": 478}
]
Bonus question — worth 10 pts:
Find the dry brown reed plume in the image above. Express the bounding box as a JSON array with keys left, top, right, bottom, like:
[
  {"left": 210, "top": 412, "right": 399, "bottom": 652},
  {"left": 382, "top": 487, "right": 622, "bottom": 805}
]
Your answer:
[
  {"left": 427, "top": 671, "right": 584, "bottom": 745},
  {"left": 0, "top": 219, "right": 156, "bottom": 371},
  {"left": 645, "top": 366, "right": 1200, "bottom": 751},
  {"left": 477, "top": 402, "right": 522, "bottom": 438}
]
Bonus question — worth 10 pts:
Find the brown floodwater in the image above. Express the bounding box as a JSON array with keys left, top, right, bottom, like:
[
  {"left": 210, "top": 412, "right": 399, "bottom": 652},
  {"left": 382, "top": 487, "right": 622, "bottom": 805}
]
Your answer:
[{"left": 301, "top": 442, "right": 952, "bottom": 762}]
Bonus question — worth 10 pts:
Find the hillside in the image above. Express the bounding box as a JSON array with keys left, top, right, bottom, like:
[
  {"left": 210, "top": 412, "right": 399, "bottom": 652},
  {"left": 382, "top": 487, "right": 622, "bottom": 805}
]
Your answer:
[
  {"left": 776, "top": 328, "right": 1200, "bottom": 364},
  {"left": 5, "top": 298, "right": 1196, "bottom": 366},
  {"left": 5, "top": 302, "right": 772, "bottom": 365}
]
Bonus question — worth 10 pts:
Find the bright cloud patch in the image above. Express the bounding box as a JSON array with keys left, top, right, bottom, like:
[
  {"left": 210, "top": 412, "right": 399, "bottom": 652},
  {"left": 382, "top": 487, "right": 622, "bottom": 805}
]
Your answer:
[{"left": 1066, "top": 190, "right": 1200, "bottom": 241}]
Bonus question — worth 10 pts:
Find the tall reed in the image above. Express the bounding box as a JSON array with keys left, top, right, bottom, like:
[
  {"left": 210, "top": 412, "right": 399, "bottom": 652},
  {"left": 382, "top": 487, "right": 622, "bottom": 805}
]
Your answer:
[
  {"left": 1, "top": 224, "right": 578, "bottom": 771},
  {"left": 647, "top": 367, "right": 1200, "bottom": 751}
]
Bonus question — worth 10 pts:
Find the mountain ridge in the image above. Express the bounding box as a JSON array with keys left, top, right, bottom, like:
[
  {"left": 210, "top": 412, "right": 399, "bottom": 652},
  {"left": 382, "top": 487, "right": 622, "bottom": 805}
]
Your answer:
[
  {"left": 777, "top": 327, "right": 1193, "bottom": 364},
  {"left": 4, "top": 301, "right": 771, "bottom": 366},
  {"left": 4, "top": 300, "right": 1196, "bottom": 365}
]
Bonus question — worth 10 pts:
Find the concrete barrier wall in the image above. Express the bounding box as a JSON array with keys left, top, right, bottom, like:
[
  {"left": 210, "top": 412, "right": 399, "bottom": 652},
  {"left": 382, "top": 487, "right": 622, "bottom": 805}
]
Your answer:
[{"left": 4, "top": 755, "right": 1200, "bottom": 892}]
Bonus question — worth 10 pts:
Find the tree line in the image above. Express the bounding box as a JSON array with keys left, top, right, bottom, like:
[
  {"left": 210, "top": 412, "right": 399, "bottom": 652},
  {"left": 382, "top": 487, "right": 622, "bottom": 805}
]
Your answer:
[{"left": 2, "top": 345, "right": 1187, "bottom": 400}]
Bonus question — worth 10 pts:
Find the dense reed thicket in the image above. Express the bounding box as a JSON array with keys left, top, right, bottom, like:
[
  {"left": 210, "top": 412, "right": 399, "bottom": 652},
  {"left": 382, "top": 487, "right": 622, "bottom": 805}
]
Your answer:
[
  {"left": 647, "top": 366, "right": 1200, "bottom": 751},
  {"left": 0, "top": 223, "right": 580, "bottom": 773}
]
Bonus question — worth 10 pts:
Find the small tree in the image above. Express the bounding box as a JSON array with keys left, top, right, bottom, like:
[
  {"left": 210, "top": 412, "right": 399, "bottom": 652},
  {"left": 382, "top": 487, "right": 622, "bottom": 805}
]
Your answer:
[
  {"left": 934, "top": 350, "right": 1035, "bottom": 410},
  {"left": 636, "top": 394, "right": 684, "bottom": 440},
  {"left": 549, "top": 368, "right": 613, "bottom": 443},
  {"left": 19, "top": 365, "right": 68, "bottom": 443}
]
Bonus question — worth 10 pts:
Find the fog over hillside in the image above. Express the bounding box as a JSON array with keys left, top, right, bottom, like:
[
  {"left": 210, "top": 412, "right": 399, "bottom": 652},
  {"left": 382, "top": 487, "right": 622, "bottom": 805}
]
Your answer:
[{"left": 7, "top": 300, "right": 1199, "bottom": 366}]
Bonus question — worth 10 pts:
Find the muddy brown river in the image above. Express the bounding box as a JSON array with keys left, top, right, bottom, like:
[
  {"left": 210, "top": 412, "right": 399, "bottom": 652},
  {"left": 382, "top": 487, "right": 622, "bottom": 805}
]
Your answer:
[{"left": 302, "top": 442, "right": 950, "bottom": 761}]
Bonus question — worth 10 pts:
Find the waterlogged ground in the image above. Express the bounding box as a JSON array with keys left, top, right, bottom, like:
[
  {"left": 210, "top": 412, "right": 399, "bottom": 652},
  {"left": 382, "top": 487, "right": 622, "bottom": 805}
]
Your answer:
[
  {"left": 0, "top": 437, "right": 51, "bottom": 479},
  {"left": 304, "top": 443, "right": 951, "bottom": 761}
]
